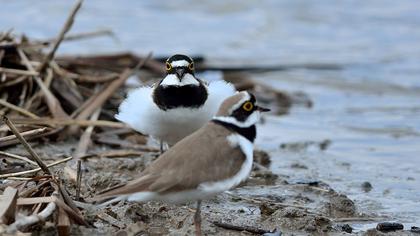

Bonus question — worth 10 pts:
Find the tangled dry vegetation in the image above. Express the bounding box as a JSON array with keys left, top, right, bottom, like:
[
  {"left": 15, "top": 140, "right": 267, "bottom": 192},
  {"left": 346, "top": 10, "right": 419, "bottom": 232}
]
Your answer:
[{"left": 0, "top": 1, "right": 306, "bottom": 235}]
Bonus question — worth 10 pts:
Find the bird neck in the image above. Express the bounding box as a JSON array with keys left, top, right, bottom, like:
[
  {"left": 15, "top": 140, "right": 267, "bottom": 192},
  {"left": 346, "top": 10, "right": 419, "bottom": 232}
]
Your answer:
[{"left": 212, "top": 119, "right": 256, "bottom": 142}]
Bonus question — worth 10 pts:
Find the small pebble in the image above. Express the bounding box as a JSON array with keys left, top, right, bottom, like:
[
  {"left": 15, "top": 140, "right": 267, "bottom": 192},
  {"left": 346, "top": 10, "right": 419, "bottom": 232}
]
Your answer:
[
  {"left": 361, "top": 181, "right": 373, "bottom": 192},
  {"left": 319, "top": 139, "right": 331, "bottom": 150},
  {"left": 263, "top": 229, "right": 282, "bottom": 236},
  {"left": 411, "top": 226, "right": 420, "bottom": 233},
  {"left": 337, "top": 223, "right": 353, "bottom": 233},
  {"left": 376, "top": 222, "right": 404, "bottom": 232}
]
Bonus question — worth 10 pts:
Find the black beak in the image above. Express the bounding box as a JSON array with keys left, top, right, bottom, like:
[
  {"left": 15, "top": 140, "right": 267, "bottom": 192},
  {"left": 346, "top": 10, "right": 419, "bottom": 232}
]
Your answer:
[
  {"left": 256, "top": 105, "right": 270, "bottom": 112},
  {"left": 175, "top": 68, "right": 186, "bottom": 79}
]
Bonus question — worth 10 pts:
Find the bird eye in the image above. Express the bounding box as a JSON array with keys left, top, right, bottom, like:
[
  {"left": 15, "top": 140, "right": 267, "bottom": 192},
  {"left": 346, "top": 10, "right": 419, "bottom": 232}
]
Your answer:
[
  {"left": 188, "top": 62, "right": 194, "bottom": 70},
  {"left": 166, "top": 62, "right": 172, "bottom": 71},
  {"left": 242, "top": 102, "right": 253, "bottom": 111}
]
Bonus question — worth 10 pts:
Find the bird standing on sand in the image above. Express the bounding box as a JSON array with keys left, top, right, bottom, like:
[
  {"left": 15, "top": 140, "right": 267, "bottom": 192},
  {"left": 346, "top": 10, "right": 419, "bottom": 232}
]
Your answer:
[
  {"left": 96, "top": 91, "right": 269, "bottom": 236},
  {"left": 116, "top": 54, "right": 236, "bottom": 149}
]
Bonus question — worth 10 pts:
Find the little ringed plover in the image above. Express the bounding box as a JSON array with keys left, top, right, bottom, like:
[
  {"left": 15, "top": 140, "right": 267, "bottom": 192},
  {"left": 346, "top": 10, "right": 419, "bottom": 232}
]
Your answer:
[
  {"left": 96, "top": 91, "right": 269, "bottom": 236},
  {"left": 116, "top": 54, "right": 236, "bottom": 149}
]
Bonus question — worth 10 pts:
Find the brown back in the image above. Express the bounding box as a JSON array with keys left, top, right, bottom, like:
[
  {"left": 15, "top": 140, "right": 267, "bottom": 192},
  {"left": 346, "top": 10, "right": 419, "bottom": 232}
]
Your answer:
[{"left": 97, "top": 122, "right": 246, "bottom": 198}]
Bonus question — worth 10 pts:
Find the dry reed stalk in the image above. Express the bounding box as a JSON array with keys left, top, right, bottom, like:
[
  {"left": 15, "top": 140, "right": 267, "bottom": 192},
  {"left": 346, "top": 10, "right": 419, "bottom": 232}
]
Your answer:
[
  {"left": 37, "top": 0, "right": 83, "bottom": 73},
  {"left": 0, "top": 127, "right": 47, "bottom": 143},
  {"left": 2, "top": 116, "right": 51, "bottom": 175},
  {"left": 0, "top": 99, "right": 40, "bottom": 119},
  {"left": 0, "top": 156, "right": 72, "bottom": 178}
]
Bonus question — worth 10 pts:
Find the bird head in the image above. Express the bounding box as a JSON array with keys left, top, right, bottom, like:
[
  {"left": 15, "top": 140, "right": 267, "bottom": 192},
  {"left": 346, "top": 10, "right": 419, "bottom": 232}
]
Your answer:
[
  {"left": 214, "top": 91, "right": 270, "bottom": 127},
  {"left": 160, "top": 54, "right": 198, "bottom": 87}
]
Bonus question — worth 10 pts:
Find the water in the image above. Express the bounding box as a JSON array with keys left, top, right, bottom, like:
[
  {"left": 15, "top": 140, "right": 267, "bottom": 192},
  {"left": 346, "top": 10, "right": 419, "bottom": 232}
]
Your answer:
[
  {"left": 255, "top": 70, "right": 420, "bottom": 229},
  {"left": 1, "top": 0, "right": 419, "bottom": 229}
]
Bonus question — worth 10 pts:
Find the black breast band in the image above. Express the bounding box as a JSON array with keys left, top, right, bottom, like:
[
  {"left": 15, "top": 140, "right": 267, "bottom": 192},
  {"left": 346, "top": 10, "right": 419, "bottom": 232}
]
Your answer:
[
  {"left": 212, "top": 119, "right": 256, "bottom": 143},
  {"left": 153, "top": 83, "right": 208, "bottom": 110}
]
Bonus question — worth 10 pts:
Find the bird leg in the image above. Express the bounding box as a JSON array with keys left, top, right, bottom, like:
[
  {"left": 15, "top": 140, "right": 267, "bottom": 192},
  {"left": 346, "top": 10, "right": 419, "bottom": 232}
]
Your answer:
[
  {"left": 160, "top": 140, "right": 164, "bottom": 154},
  {"left": 194, "top": 200, "right": 202, "bottom": 236}
]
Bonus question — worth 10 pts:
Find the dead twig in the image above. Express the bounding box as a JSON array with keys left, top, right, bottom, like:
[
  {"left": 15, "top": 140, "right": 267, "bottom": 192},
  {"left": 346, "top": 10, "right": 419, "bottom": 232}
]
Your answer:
[
  {"left": 0, "top": 156, "right": 72, "bottom": 178},
  {"left": 33, "top": 74, "right": 70, "bottom": 119},
  {"left": 43, "top": 29, "right": 114, "bottom": 44},
  {"left": 75, "top": 108, "right": 101, "bottom": 158},
  {"left": 97, "top": 212, "right": 125, "bottom": 229},
  {"left": 8, "top": 118, "right": 127, "bottom": 128},
  {"left": 0, "top": 99, "right": 40, "bottom": 119},
  {"left": 0, "top": 127, "right": 47, "bottom": 143},
  {"left": 52, "top": 195, "right": 88, "bottom": 226},
  {"left": 75, "top": 52, "right": 152, "bottom": 122},
  {"left": 0, "top": 67, "right": 39, "bottom": 76},
  {"left": 66, "top": 98, "right": 102, "bottom": 180},
  {"left": 0, "top": 187, "right": 18, "bottom": 224},
  {"left": 2, "top": 116, "right": 51, "bottom": 175},
  {"left": 57, "top": 207, "right": 71, "bottom": 236},
  {"left": 81, "top": 150, "right": 148, "bottom": 159},
  {"left": 0, "top": 76, "right": 27, "bottom": 89},
  {"left": 6, "top": 201, "right": 56, "bottom": 233},
  {"left": 75, "top": 160, "right": 82, "bottom": 201},
  {"left": 18, "top": 48, "right": 69, "bottom": 119},
  {"left": 38, "top": 0, "right": 83, "bottom": 73},
  {"left": 17, "top": 196, "right": 55, "bottom": 205},
  {"left": 212, "top": 221, "right": 272, "bottom": 234},
  {"left": 0, "top": 151, "right": 37, "bottom": 166},
  {"left": 96, "top": 183, "right": 126, "bottom": 195}
]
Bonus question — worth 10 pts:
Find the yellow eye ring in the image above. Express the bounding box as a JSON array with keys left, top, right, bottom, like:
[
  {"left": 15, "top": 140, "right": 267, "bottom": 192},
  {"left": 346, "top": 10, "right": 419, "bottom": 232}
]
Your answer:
[
  {"left": 242, "top": 102, "right": 253, "bottom": 111},
  {"left": 166, "top": 62, "right": 172, "bottom": 71},
  {"left": 188, "top": 62, "right": 194, "bottom": 70}
]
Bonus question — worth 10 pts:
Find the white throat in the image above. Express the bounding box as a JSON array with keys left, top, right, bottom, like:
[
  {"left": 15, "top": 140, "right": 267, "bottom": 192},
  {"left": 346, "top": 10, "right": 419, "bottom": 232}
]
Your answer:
[
  {"left": 213, "top": 111, "right": 260, "bottom": 128},
  {"left": 160, "top": 73, "right": 200, "bottom": 87}
]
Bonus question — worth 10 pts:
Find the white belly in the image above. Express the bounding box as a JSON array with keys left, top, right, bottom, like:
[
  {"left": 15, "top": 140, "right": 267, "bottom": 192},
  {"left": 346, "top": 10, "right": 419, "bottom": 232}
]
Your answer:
[{"left": 116, "top": 80, "right": 235, "bottom": 145}]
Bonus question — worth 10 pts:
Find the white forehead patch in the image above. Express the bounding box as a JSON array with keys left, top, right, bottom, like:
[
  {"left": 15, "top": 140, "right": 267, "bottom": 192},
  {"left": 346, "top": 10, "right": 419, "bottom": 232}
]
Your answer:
[
  {"left": 229, "top": 92, "right": 250, "bottom": 114},
  {"left": 160, "top": 73, "right": 200, "bottom": 87},
  {"left": 170, "top": 60, "right": 190, "bottom": 67},
  {"left": 213, "top": 111, "right": 260, "bottom": 128}
]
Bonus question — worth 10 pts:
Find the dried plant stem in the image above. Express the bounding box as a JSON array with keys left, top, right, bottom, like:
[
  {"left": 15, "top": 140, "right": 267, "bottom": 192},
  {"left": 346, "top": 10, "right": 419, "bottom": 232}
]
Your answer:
[
  {"left": 43, "top": 29, "right": 114, "bottom": 44},
  {"left": 0, "top": 67, "right": 38, "bottom": 76},
  {"left": 75, "top": 52, "right": 152, "bottom": 121},
  {"left": 75, "top": 108, "right": 101, "bottom": 158},
  {"left": 2, "top": 116, "right": 51, "bottom": 175},
  {"left": 52, "top": 195, "right": 88, "bottom": 226},
  {"left": 10, "top": 118, "right": 126, "bottom": 128},
  {"left": 18, "top": 48, "right": 69, "bottom": 119},
  {"left": 0, "top": 151, "right": 37, "bottom": 166},
  {"left": 66, "top": 107, "right": 101, "bottom": 182},
  {"left": 0, "top": 187, "right": 18, "bottom": 224},
  {"left": 81, "top": 150, "right": 147, "bottom": 159},
  {"left": 0, "top": 127, "right": 47, "bottom": 143},
  {"left": 0, "top": 156, "right": 72, "bottom": 178},
  {"left": 212, "top": 221, "right": 272, "bottom": 235},
  {"left": 33, "top": 74, "right": 70, "bottom": 119},
  {"left": 0, "top": 99, "right": 40, "bottom": 119},
  {"left": 76, "top": 160, "right": 82, "bottom": 201},
  {"left": 17, "top": 196, "right": 54, "bottom": 205},
  {"left": 38, "top": 0, "right": 83, "bottom": 73},
  {"left": 6, "top": 201, "right": 56, "bottom": 233},
  {"left": 64, "top": 108, "right": 101, "bottom": 183}
]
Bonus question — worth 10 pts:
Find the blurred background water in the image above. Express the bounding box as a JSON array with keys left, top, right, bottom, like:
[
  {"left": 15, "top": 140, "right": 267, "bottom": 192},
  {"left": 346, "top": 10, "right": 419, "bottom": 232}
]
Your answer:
[{"left": 1, "top": 0, "right": 419, "bottom": 230}]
